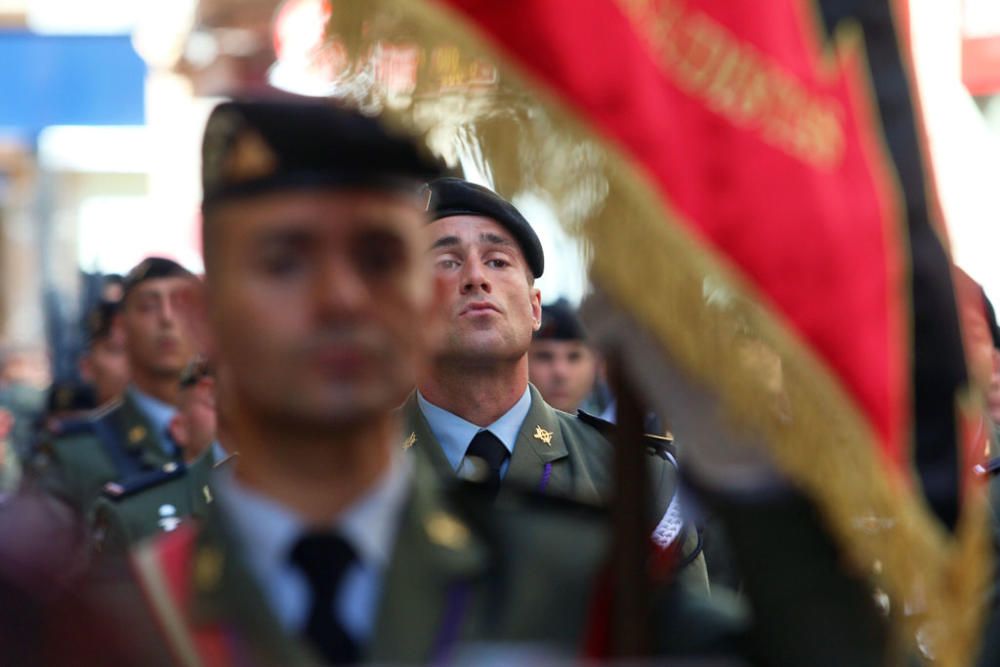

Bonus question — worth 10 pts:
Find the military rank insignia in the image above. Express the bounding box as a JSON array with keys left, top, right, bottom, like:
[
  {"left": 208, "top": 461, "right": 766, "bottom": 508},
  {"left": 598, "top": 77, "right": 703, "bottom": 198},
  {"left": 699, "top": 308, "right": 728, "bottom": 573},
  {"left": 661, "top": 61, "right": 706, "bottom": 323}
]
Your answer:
[{"left": 533, "top": 425, "right": 553, "bottom": 446}]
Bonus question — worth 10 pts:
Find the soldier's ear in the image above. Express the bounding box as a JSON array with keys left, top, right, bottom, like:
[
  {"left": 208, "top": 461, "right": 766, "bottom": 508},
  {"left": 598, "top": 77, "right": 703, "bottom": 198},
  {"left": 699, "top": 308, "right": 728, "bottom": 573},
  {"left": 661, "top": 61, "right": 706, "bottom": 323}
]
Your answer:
[
  {"left": 175, "top": 277, "right": 216, "bottom": 360},
  {"left": 531, "top": 287, "right": 543, "bottom": 331},
  {"left": 168, "top": 413, "right": 189, "bottom": 451}
]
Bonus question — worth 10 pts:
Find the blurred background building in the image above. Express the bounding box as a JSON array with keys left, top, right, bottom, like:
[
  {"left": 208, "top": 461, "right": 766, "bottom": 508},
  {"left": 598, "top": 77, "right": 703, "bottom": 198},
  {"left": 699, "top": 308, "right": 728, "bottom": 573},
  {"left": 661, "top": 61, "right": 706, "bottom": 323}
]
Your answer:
[{"left": 0, "top": 0, "right": 999, "bottom": 387}]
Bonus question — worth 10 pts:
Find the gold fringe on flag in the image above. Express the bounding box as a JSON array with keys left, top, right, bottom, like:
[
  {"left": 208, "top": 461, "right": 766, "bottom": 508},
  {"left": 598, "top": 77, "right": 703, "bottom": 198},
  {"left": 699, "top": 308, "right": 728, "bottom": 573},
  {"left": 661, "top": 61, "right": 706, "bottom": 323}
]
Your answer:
[{"left": 325, "top": 1, "right": 991, "bottom": 664}]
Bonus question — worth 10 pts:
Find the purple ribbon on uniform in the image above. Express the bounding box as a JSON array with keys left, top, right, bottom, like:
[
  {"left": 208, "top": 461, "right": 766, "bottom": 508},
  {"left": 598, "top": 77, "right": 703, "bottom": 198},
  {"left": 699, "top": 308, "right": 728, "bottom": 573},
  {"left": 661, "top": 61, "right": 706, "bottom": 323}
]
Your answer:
[
  {"left": 429, "top": 581, "right": 471, "bottom": 666},
  {"left": 537, "top": 462, "right": 553, "bottom": 492}
]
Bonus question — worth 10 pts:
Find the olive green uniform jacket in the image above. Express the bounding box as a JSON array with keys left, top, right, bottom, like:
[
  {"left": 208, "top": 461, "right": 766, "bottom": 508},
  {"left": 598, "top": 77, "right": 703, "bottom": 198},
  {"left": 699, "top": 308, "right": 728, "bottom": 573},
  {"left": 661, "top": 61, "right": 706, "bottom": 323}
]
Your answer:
[
  {"left": 91, "top": 451, "right": 218, "bottom": 554},
  {"left": 122, "top": 445, "right": 743, "bottom": 667},
  {"left": 30, "top": 391, "right": 178, "bottom": 515},
  {"left": 109, "top": 444, "right": 887, "bottom": 667},
  {"left": 400, "top": 386, "right": 709, "bottom": 590}
]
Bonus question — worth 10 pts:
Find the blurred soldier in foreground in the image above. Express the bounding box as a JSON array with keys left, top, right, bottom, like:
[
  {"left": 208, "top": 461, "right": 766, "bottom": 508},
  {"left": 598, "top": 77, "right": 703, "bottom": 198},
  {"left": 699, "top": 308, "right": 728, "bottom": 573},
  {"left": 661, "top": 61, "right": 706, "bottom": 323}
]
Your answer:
[
  {"left": 78, "top": 299, "right": 130, "bottom": 409},
  {"left": 30, "top": 257, "right": 198, "bottom": 514},
  {"left": 529, "top": 298, "right": 605, "bottom": 415},
  {"left": 405, "top": 177, "right": 704, "bottom": 586}
]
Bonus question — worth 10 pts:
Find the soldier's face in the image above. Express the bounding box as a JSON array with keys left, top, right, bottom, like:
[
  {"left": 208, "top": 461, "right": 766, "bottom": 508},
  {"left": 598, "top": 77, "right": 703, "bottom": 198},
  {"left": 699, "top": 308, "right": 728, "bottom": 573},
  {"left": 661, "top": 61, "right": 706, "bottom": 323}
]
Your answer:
[
  {"left": 205, "top": 189, "right": 432, "bottom": 429},
  {"left": 529, "top": 340, "right": 598, "bottom": 413},
  {"left": 121, "top": 278, "right": 199, "bottom": 381},
  {"left": 426, "top": 216, "right": 541, "bottom": 365}
]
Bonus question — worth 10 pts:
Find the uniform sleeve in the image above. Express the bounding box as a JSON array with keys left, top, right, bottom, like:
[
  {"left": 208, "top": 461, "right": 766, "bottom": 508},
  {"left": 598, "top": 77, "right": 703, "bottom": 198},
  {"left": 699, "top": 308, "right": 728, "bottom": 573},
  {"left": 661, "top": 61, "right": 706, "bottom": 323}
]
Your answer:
[
  {"left": 646, "top": 451, "right": 710, "bottom": 595},
  {"left": 27, "top": 435, "right": 110, "bottom": 516}
]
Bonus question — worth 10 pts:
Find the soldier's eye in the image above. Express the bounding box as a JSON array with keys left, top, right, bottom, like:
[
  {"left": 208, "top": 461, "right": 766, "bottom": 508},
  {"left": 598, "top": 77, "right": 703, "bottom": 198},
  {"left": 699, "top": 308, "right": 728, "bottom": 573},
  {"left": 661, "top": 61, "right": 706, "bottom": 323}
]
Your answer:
[
  {"left": 260, "top": 252, "right": 304, "bottom": 277},
  {"left": 355, "top": 232, "right": 404, "bottom": 278},
  {"left": 436, "top": 258, "right": 459, "bottom": 271},
  {"left": 135, "top": 298, "right": 158, "bottom": 314}
]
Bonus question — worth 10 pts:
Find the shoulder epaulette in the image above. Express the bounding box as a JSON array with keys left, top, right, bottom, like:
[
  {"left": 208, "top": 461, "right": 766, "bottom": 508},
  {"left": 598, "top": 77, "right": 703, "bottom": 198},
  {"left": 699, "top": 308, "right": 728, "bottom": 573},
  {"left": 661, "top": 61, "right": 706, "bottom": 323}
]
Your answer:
[
  {"left": 575, "top": 409, "right": 616, "bottom": 434},
  {"left": 101, "top": 462, "right": 187, "bottom": 501},
  {"left": 576, "top": 409, "right": 677, "bottom": 459}
]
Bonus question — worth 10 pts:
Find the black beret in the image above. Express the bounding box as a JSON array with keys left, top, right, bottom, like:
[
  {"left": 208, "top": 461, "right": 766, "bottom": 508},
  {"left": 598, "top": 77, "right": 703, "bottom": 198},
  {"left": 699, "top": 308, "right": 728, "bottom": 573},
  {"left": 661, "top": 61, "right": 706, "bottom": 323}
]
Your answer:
[
  {"left": 426, "top": 177, "right": 544, "bottom": 278},
  {"left": 122, "top": 257, "right": 195, "bottom": 300},
  {"left": 534, "top": 299, "right": 587, "bottom": 341},
  {"left": 201, "top": 96, "right": 445, "bottom": 210},
  {"left": 84, "top": 300, "right": 119, "bottom": 346}
]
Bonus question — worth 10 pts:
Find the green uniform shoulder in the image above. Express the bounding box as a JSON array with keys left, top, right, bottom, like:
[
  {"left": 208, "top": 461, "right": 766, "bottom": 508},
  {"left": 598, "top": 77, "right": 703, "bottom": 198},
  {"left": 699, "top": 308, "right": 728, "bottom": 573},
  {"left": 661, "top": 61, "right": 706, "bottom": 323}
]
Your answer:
[
  {"left": 44, "top": 399, "right": 122, "bottom": 450},
  {"left": 562, "top": 408, "right": 708, "bottom": 590},
  {"left": 575, "top": 409, "right": 677, "bottom": 459},
  {"left": 29, "top": 401, "right": 125, "bottom": 507},
  {"left": 92, "top": 454, "right": 218, "bottom": 553}
]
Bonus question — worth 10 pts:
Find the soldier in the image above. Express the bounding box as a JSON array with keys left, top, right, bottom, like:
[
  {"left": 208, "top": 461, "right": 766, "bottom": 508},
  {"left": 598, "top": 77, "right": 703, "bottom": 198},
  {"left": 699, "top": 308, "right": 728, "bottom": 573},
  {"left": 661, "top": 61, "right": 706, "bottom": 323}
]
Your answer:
[
  {"left": 90, "top": 359, "right": 223, "bottom": 552},
  {"left": 30, "top": 257, "right": 199, "bottom": 514},
  {"left": 406, "top": 177, "right": 703, "bottom": 584},
  {"left": 529, "top": 298, "right": 606, "bottom": 415},
  {"left": 78, "top": 298, "right": 130, "bottom": 409}
]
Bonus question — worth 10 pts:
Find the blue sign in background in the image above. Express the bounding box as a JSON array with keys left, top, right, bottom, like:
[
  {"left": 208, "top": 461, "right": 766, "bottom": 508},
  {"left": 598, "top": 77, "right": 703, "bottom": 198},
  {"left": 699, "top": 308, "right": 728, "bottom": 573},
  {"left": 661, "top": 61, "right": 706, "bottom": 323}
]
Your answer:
[{"left": 0, "top": 32, "right": 146, "bottom": 136}]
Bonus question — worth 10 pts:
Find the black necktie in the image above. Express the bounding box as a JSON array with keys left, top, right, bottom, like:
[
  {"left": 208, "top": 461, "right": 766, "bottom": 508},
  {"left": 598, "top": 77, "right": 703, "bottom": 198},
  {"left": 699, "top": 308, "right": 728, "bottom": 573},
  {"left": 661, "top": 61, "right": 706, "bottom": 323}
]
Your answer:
[
  {"left": 465, "top": 430, "right": 510, "bottom": 497},
  {"left": 288, "top": 532, "right": 360, "bottom": 665}
]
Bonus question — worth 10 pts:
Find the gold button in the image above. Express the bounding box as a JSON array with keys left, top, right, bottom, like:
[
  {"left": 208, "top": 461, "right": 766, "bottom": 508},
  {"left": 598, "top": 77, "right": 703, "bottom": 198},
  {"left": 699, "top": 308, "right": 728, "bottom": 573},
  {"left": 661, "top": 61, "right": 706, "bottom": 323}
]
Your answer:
[
  {"left": 425, "top": 512, "right": 470, "bottom": 551},
  {"left": 195, "top": 548, "right": 224, "bottom": 591}
]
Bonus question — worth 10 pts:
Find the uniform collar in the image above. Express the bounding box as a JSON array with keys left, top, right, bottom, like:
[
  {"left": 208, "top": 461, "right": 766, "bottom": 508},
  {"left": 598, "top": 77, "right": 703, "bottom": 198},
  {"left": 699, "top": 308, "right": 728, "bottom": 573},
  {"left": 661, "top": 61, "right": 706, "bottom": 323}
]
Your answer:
[
  {"left": 127, "top": 385, "right": 177, "bottom": 444},
  {"left": 180, "top": 442, "right": 487, "bottom": 665},
  {"left": 415, "top": 386, "right": 531, "bottom": 472},
  {"left": 215, "top": 452, "right": 411, "bottom": 582}
]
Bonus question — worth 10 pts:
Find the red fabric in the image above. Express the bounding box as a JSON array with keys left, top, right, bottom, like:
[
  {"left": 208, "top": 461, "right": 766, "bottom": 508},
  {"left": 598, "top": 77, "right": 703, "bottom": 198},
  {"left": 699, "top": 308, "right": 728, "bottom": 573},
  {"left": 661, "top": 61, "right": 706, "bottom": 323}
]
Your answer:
[
  {"left": 436, "top": 0, "right": 909, "bottom": 469},
  {"left": 144, "top": 526, "right": 235, "bottom": 667},
  {"left": 581, "top": 564, "right": 613, "bottom": 658}
]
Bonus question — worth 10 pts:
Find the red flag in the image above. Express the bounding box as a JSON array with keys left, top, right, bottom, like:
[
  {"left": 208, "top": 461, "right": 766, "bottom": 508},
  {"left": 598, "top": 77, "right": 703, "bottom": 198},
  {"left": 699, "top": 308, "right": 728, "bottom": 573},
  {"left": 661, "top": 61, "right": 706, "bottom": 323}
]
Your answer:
[{"left": 327, "top": 0, "right": 990, "bottom": 662}]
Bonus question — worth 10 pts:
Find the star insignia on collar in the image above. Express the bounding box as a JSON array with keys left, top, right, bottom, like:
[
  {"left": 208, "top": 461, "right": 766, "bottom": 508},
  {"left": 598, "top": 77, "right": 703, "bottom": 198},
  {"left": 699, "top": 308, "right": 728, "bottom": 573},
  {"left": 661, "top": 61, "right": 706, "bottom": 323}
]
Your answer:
[
  {"left": 403, "top": 432, "right": 417, "bottom": 450},
  {"left": 533, "top": 425, "right": 553, "bottom": 446}
]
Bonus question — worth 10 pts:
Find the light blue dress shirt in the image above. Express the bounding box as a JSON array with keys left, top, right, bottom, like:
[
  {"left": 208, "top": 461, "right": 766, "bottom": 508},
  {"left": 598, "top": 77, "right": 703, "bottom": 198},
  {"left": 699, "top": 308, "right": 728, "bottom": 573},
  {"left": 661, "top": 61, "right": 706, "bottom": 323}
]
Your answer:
[
  {"left": 213, "top": 454, "right": 412, "bottom": 644},
  {"left": 127, "top": 385, "right": 178, "bottom": 456},
  {"left": 416, "top": 386, "right": 532, "bottom": 479}
]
